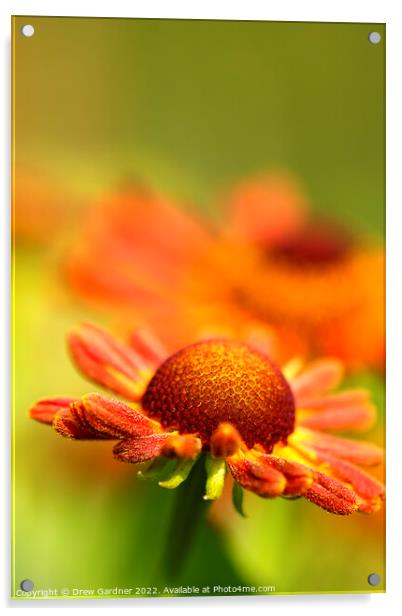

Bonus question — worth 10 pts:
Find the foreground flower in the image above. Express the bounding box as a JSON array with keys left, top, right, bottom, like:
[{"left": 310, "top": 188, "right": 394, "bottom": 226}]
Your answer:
[
  {"left": 65, "top": 174, "right": 384, "bottom": 369},
  {"left": 30, "top": 323, "right": 384, "bottom": 515}
]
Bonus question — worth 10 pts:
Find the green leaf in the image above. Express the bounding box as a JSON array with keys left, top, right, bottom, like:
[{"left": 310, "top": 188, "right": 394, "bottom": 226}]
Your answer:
[
  {"left": 204, "top": 456, "right": 226, "bottom": 500},
  {"left": 232, "top": 482, "right": 247, "bottom": 517},
  {"left": 159, "top": 457, "right": 197, "bottom": 489},
  {"left": 137, "top": 457, "right": 176, "bottom": 482}
]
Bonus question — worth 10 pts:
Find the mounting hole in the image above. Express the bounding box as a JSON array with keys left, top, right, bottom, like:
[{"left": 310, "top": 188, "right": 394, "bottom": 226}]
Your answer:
[
  {"left": 367, "top": 573, "right": 381, "bottom": 586},
  {"left": 20, "top": 579, "right": 34, "bottom": 592},
  {"left": 21, "top": 24, "right": 35, "bottom": 38},
  {"left": 368, "top": 31, "right": 381, "bottom": 45}
]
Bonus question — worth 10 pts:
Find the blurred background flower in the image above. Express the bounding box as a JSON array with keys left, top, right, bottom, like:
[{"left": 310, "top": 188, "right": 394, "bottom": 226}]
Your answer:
[
  {"left": 65, "top": 171, "right": 384, "bottom": 371},
  {"left": 203, "top": 172, "right": 385, "bottom": 370},
  {"left": 13, "top": 16, "right": 385, "bottom": 596}
]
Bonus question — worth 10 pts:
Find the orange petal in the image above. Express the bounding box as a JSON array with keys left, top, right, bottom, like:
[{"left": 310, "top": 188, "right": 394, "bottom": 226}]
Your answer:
[
  {"left": 113, "top": 434, "right": 170, "bottom": 463},
  {"left": 290, "top": 359, "right": 344, "bottom": 402},
  {"left": 297, "top": 388, "right": 371, "bottom": 411},
  {"left": 298, "top": 392, "right": 376, "bottom": 431},
  {"left": 68, "top": 323, "right": 145, "bottom": 400},
  {"left": 304, "top": 472, "right": 358, "bottom": 515},
  {"left": 227, "top": 455, "right": 286, "bottom": 498},
  {"left": 265, "top": 455, "right": 314, "bottom": 496},
  {"left": 210, "top": 422, "right": 242, "bottom": 458},
  {"left": 53, "top": 405, "right": 113, "bottom": 440},
  {"left": 66, "top": 188, "right": 211, "bottom": 308},
  {"left": 295, "top": 428, "right": 383, "bottom": 466},
  {"left": 227, "top": 173, "right": 307, "bottom": 246},
  {"left": 130, "top": 328, "right": 167, "bottom": 365},
  {"left": 160, "top": 433, "right": 202, "bottom": 459},
  {"left": 30, "top": 397, "right": 77, "bottom": 424},
  {"left": 319, "top": 453, "right": 385, "bottom": 513},
  {"left": 82, "top": 393, "right": 157, "bottom": 438},
  {"left": 358, "top": 500, "right": 384, "bottom": 514}
]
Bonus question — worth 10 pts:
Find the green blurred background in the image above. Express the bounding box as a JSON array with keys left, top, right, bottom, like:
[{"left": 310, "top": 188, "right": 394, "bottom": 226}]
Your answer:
[{"left": 12, "top": 16, "right": 385, "bottom": 598}]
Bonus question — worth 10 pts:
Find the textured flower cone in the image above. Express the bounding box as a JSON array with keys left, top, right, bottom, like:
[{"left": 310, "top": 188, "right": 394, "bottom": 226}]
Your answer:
[{"left": 30, "top": 323, "right": 384, "bottom": 516}]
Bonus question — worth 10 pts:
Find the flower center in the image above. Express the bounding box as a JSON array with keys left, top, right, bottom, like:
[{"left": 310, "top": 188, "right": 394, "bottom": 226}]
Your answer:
[
  {"left": 269, "top": 223, "right": 350, "bottom": 267},
  {"left": 141, "top": 340, "right": 295, "bottom": 452}
]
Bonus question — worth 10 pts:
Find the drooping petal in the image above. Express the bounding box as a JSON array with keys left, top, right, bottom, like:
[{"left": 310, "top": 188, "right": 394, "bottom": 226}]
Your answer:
[
  {"left": 290, "top": 359, "right": 344, "bottom": 402},
  {"left": 303, "top": 472, "right": 359, "bottom": 515},
  {"left": 297, "top": 388, "right": 371, "bottom": 411},
  {"left": 318, "top": 453, "right": 385, "bottom": 513},
  {"left": 113, "top": 434, "right": 170, "bottom": 463},
  {"left": 210, "top": 422, "right": 242, "bottom": 458},
  {"left": 160, "top": 433, "right": 202, "bottom": 459},
  {"left": 227, "top": 455, "right": 286, "bottom": 498},
  {"left": 53, "top": 404, "right": 113, "bottom": 440},
  {"left": 292, "top": 428, "right": 383, "bottom": 466},
  {"left": 282, "top": 357, "right": 304, "bottom": 381},
  {"left": 30, "top": 397, "right": 78, "bottom": 424},
  {"left": 130, "top": 328, "right": 168, "bottom": 366},
  {"left": 298, "top": 391, "right": 376, "bottom": 431},
  {"left": 263, "top": 455, "right": 314, "bottom": 496},
  {"left": 358, "top": 499, "right": 385, "bottom": 514},
  {"left": 68, "top": 323, "right": 147, "bottom": 400},
  {"left": 81, "top": 393, "right": 157, "bottom": 438},
  {"left": 243, "top": 325, "right": 277, "bottom": 359}
]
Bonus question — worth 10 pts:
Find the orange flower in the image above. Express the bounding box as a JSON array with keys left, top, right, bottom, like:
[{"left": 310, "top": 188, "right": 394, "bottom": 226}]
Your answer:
[
  {"left": 66, "top": 184, "right": 211, "bottom": 311},
  {"left": 213, "top": 173, "right": 385, "bottom": 369},
  {"left": 65, "top": 175, "right": 384, "bottom": 369},
  {"left": 30, "top": 323, "right": 384, "bottom": 515}
]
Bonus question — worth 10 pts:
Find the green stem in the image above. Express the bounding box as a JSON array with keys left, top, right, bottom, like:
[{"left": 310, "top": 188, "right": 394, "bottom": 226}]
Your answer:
[{"left": 161, "top": 453, "right": 211, "bottom": 581}]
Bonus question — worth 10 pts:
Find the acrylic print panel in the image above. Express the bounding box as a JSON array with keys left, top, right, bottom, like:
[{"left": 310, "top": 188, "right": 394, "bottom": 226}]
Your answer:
[{"left": 12, "top": 16, "right": 385, "bottom": 599}]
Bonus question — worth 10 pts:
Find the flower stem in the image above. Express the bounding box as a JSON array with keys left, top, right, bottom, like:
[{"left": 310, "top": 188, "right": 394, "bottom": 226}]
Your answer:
[{"left": 161, "top": 453, "right": 211, "bottom": 581}]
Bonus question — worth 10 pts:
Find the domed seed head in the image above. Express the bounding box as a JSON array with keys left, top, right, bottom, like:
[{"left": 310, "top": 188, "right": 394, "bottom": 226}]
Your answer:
[{"left": 142, "top": 340, "right": 295, "bottom": 452}]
